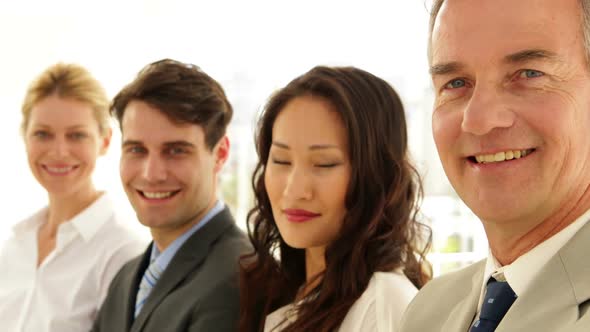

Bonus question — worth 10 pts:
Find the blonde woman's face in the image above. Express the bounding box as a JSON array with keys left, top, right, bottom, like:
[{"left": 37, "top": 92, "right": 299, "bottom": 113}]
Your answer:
[{"left": 25, "top": 95, "right": 110, "bottom": 198}]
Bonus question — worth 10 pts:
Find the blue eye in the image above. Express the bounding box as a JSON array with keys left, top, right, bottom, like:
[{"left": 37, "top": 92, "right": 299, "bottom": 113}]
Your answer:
[
  {"left": 33, "top": 130, "right": 50, "bottom": 139},
  {"left": 68, "top": 132, "right": 87, "bottom": 140},
  {"left": 445, "top": 79, "right": 466, "bottom": 89},
  {"left": 520, "top": 69, "right": 544, "bottom": 78},
  {"left": 168, "top": 147, "right": 186, "bottom": 155},
  {"left": 127, "top": 146, "right": 146, "bottom": 154}
]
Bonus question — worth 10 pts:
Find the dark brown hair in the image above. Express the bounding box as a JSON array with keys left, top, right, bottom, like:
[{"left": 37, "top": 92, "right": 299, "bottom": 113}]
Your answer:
[
  {"left": 111, "top": 58, "right": 232, "bottom": 149},
  {"left": 239, "top": 66, "right": 432, "bottom": 332}
]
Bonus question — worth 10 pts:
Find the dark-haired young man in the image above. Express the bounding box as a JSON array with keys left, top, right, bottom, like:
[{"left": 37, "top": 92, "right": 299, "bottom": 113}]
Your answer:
[{"left": 91, "top": 59, "right": 250, "bottom": 332}]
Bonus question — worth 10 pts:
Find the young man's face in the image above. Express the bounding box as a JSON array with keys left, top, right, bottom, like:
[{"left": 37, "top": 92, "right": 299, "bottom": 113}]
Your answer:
[
  {"left": 430, "top": 0, "right": 590, "bottom": 230},
  {"left": 119, "top": 100, "right": 228, "bottom": 244}
]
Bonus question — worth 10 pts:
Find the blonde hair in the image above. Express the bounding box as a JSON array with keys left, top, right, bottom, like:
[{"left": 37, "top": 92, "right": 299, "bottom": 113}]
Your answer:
[{"left": 21, "top": 63, "right": 110, "bottom": 136}]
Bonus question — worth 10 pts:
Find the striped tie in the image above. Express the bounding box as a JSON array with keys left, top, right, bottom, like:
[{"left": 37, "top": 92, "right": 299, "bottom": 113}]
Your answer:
[{"left": 134, "top": 260, "right": 163, "bottom": 318}]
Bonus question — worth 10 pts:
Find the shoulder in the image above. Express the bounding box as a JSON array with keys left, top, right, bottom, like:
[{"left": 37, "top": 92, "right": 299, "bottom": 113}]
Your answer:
[
  {"left": 340, "top": 271, "right": 418, "bottom": 332},
  {"left": 207, "top": 212, "right": 251, "bottom": 257},
  {"left": 105, "top": 251, "right": 145, "bottom": 291},
  {"left": 400, "top": 260, "right": 485, "bottom": 330},
  {"left": 372, "top": 271, "right": 418, "bottom": 300},
  {"left": 264, "top": 304, "right": 295, "bottom": 332},
  {"left": 95, "top": 211, "right": 148, "bottom": 254},
  {"left": 416, "top": 259, "right": 484, "bottom": 298},
  {"left": 0, "top": 210, "right": 46, "bottom": 263}
]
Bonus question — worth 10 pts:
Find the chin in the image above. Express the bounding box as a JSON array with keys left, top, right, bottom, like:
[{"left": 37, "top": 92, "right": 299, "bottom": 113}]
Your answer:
[{"left": 281, "top": 238, "right": 308, "bottom": 250}]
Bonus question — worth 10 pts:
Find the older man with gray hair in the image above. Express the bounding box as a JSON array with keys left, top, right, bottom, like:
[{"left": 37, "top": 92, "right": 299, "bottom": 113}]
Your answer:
[{"left": 400, "top": 0, "right": 590, "bottom": 331}]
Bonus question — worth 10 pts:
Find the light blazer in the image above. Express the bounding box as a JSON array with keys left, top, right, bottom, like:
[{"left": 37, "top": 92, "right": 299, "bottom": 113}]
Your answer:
[
  {"left": 400, "top": 220, "right": 590, "bottom": 332},
  {"left": 91, "top": 207, "right": 251, "bottom": 332}
]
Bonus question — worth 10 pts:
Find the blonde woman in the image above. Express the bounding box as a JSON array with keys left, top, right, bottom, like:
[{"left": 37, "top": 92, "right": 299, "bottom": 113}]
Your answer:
[{"left": 0, "top": 63, "right": 146, "bottom": 332}]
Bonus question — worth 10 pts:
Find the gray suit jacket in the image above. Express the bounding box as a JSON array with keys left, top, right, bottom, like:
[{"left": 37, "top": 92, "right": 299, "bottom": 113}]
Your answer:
[
  {"left": 400, "top": 220, "right": 590, "bottom": 332},
  {"left": 91, "top": 207, "right": 251, "bottom": 332}
]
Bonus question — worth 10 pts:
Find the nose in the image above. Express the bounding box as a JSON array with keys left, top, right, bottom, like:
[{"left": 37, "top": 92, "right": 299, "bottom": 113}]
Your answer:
[
  {"left": 461, "top": 82, "right": 515, "bottom": 136},
  {"left": 282, "top": 165, "right": 313, "bottom": 201},
  {"left": 142, "top": 154, "right": 167, "bottom": 183},
  {"left": 49, "top": 136, "right": 69, "bottom": 158}
]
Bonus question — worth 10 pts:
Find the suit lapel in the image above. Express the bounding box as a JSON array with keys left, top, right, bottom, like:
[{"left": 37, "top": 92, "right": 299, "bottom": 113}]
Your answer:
[
  {"left": 442, "top": 261, "right": 484, "bottom": 332},
  {"left": 496, "top": 253, "right": 577, "bottom": 331},
  {"left": 498, "top": 220, "right": 590, "bottom": 331},
  {"left": 131, "top": 208, "right": 234, "bottom": 332},
  {"left": 559, "top": 220, "right": 590, "bottom": 310}
]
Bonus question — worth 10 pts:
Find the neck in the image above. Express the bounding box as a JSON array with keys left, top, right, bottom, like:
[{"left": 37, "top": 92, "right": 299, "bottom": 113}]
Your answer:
[
  {"left": 150, "top": 197, "right": 217, "bottom": 252},
  {"left": 45, "top": 184, "right": 101, "bottom": 237},
  {"left": 297, "top": 246, "right": 326, "bottom": 300},
  {"left": 485, "top": 184, "right": 590, "bottom": 265}
]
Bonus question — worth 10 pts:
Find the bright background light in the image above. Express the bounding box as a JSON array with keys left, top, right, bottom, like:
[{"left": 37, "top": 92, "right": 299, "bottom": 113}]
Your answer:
[{"left": 0, "top": 0, "right": 485, "bottom": 275}]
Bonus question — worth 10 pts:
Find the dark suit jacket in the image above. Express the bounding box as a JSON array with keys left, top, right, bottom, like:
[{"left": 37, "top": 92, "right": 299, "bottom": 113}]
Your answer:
[
  {"left": 400, "top": 219, "right": 590, "bottom": 332},
  {"left": 91, "top": 207, "right": 251, "bottom": 332}
]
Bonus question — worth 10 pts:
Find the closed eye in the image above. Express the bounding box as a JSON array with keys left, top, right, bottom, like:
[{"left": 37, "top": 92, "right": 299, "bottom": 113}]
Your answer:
[
  {"left": 271, "top": 159, "right": 291, "bottom": 165},
  {"left": 315, "top": 163, "right": 340, "bottom": 168}
]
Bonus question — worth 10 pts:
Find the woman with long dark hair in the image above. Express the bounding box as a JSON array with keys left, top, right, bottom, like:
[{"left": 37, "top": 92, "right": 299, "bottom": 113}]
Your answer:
[{"left": 239, "top": 66, "right": 431, "bottom": 332}]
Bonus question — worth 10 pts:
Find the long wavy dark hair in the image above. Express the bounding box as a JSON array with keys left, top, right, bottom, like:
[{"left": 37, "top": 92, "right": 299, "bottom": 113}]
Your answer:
[{"left": 239, "top": 66, "right": 432, "bottom": 332}]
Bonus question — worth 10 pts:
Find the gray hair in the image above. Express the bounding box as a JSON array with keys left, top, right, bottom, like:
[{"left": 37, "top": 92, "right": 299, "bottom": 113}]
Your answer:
[{"left": 427, "top": 0, "right": 590, "bottom": 65}]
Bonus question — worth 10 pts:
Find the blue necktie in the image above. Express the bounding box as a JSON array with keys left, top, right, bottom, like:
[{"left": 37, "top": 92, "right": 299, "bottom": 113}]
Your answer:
[
  {"left": 134, "top": 260, "right": 163, "bottom": 318},
  {"left": 470, "top": 277, "right": 517, "bottom": 331}
]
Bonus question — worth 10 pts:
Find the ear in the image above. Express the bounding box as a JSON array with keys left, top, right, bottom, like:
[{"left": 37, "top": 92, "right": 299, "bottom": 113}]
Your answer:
[
  {"left": 99, "top": 128, "right": 112, "bottom": 156},
  {"left": 213, "top": 135, "right": 230, "bottom": 173}
]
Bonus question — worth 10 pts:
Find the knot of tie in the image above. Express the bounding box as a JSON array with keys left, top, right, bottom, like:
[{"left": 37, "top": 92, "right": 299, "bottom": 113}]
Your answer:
[{"left": 470, "top": 277, "right": 517, "bottom": 331}]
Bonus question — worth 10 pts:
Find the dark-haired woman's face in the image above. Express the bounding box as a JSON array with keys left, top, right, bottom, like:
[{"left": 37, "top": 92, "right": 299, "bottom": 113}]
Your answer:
[{"left": 264, "top": 95, "right": 351, "bottom": 252}]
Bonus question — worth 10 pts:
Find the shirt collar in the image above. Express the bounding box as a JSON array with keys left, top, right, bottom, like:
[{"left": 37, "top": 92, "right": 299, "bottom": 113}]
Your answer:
[
  {"left": 481, "top": 207, "right": 590, "bottom": 298},
  {"left": 150, "top": 200, "right": 224, "bottom": 272},
  {"left": 69, "top": 192, "right": 114, "bottom": 242},
  {"left": 11, "top": 192, "right": 113, "bottom": 242}
]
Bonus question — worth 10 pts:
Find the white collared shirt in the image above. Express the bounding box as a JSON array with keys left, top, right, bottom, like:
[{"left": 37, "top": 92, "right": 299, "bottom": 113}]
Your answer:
[
  {"left": 0, "top": 193, "right": 147, "bottom": 332},
  {"left": 264, "top": 271, "right": 417, "bottom": 332},
  {"left": 475, "top": 208, "right": 590, "bottom": 320}
]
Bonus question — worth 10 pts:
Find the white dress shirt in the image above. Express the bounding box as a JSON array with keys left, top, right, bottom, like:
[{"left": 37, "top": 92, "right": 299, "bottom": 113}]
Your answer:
[
  {"left": 0, "top": 193, "right": 147, "bottom": 332},
  {"left": 474, "top": 208, "right": 590, "bottom": 320},
  {"left": 264, "top": 271, "right": 417, "bottom": 332}
]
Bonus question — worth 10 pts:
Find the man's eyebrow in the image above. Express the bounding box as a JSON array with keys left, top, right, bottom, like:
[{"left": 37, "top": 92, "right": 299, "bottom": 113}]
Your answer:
[
  {"left": 122, "top": 140, "right": 143, "bottom": 147},
  {"left": 430, "top": 50, "right": 561, "bottom": 77},
  {"left": 503, "top": 49, "right": 560, "bottom": 64},
  {"left": 163, "top": 141, "right": 195, "bottom": 148},
  {"left": 429, "top": 61, "right": 464, "bottom": 77}
]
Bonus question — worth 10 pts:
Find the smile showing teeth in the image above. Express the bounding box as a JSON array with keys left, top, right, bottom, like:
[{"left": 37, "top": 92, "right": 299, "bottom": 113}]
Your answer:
[
  {"left": 45, "top": 166, "right": 75, "bottom": 174},
  {"left": 142, "top": 191, "right": 174, "bottom": 199},
  {"left": 474, "top": 149, "right": 534, "bottom": 164}
]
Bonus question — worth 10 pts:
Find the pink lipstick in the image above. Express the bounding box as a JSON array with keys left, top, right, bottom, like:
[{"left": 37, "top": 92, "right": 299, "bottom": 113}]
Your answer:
[{"left": 283, "top": 209, "right": 321, "bottom": 223}]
